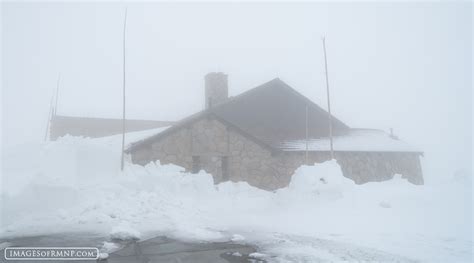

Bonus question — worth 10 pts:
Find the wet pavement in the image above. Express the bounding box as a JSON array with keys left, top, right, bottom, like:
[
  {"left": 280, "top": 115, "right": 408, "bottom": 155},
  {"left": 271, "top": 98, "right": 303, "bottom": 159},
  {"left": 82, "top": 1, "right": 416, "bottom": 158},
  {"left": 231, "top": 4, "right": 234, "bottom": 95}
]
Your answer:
[
  {"left": 0, "top": 233, "right": 265, "bottom": 262},
  {"left": 107, "top": 236, "right": 261, "bottom": 263}
]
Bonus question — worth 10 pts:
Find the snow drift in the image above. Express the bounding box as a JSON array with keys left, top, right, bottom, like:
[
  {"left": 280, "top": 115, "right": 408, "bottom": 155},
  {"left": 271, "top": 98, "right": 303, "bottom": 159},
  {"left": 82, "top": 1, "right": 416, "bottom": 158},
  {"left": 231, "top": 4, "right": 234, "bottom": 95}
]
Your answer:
[{"left": 1, "top": 131, "right": 472, "bottom": 262}]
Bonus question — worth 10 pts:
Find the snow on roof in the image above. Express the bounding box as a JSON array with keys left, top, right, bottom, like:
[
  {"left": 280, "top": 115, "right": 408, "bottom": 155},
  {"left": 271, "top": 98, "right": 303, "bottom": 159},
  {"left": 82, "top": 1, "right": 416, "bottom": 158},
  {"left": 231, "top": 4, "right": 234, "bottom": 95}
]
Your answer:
[
  {"left": 127, "top": 126, "right": 172, "bottom": 142},
  {"left": 277, "top": 129, "right": 421, "bottom": 153},
  {"left": 93, "top": 126, "right": 172, "bottom": 147},
  {"left": 124, "top": 126, "right": 172, "bottom": 147}
]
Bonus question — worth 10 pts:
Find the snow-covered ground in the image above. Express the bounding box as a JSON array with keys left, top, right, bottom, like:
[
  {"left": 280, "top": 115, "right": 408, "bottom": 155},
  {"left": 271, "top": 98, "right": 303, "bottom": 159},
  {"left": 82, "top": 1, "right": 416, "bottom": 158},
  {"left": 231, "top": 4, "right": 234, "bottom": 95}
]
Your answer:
[{"left": 1, "top": 131, "right": 472, "bottom": 262}]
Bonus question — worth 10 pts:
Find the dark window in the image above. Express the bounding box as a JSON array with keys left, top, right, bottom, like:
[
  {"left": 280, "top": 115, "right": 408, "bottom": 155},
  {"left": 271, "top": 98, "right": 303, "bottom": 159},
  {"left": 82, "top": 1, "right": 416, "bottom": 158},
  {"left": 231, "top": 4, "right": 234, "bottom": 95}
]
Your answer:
[
  {"left": 221, "top": 156, "right": 229, "bottom": 181},
  {"left": 192, "top": 156, "right": 200, "bottom": 174}
]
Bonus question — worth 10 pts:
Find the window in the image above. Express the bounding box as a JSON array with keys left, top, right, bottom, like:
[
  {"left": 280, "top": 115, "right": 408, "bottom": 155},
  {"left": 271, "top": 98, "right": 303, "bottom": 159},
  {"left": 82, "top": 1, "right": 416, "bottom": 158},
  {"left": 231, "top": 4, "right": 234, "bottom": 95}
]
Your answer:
[
  {"left": 221, "top": 156, "right": 229, "bottom": 181},
  {"left": 192, "top": 156, "right": 200, "bottom": 174}
]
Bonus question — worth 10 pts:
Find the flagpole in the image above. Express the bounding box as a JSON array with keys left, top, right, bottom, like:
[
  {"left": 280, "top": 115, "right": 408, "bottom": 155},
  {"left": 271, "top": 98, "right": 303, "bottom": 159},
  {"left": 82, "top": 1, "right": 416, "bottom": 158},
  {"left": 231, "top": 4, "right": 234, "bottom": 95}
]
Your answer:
[
  {"left": 54, "top": 74, "right": 60, "bottom": 116},
  {"left": 44, "top": 93, "right": 55, "bottom": 141},
  {"left": 322, "top": 37, "right": 334, "bottom": 159},
  {"left": 120, "top": 8, "right": 128, "bottom": 171},
  {"left": 305, "top": 104, "right": 309, "bottom": 164}
]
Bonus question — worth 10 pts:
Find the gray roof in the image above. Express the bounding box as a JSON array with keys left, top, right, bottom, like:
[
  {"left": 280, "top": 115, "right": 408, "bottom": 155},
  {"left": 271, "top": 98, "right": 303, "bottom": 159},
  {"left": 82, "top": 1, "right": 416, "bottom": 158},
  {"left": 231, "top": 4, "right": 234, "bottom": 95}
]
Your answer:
[
  {"left": 50, "top": 115, "right": 174, "bottom": 140},
  {"left": 278, "top": 129, "right": 422, "bottom": 153},
  {"left": 127, "top": 78, "right": 349, "bottom": 152},
  {"left": 210, "top": 78, "right": 349, "bottom": 144},
  {"left": 127, "top": 78, "right": 420, "bottom": 154}
]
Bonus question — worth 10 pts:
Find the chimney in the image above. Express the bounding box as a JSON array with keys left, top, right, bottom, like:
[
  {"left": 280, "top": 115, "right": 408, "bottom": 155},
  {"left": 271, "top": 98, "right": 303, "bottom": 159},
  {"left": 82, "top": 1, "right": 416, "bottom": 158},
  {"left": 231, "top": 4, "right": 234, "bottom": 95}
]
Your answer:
[{"left": 205, "top": 72, "right": 228, "bottom": 109}]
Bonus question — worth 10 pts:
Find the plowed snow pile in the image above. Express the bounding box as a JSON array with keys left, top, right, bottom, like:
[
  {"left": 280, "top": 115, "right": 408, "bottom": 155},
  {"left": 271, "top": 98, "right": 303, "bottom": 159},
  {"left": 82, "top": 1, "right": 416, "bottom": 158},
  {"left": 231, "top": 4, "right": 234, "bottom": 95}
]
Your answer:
[{"left": 1, "top": 132, "right": 472, "bottom": 262}]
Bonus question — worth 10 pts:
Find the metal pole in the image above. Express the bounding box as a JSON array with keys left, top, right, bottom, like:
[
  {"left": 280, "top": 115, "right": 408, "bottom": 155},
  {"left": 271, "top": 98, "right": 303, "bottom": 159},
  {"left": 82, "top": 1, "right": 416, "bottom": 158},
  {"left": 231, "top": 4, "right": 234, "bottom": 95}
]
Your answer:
[
  {"left": 305, "top": 104, "right": 309, "bottom": 164},
  {"left": 54, "top": 74, "right": 61, "bottom": 116},
  {"left": 322, "top": 37, "right": 334, "bottom": 159},
  {"left": 44, "top": 93, "right": 55, "bottom": 141},
  {"left": 120, "top": 8, "right": 128, "bottom": 171}
]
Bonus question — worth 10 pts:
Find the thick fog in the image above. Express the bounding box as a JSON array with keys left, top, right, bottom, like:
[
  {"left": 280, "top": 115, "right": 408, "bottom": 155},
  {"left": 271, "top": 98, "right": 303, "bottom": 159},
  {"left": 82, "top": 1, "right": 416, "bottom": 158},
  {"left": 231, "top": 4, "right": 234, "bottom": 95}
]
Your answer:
[{"left": 1, "top": 2, "right": 472, "bottom": 182}]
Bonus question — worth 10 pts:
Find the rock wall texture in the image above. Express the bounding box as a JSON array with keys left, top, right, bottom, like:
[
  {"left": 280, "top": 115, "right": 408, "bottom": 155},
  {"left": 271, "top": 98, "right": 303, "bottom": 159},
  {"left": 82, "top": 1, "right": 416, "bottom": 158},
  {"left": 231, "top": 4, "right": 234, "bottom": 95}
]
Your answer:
[
  {"left": 276, "top": 151, "right": 423, "bottom": 186},
  {"left": 335, "top": 151, "right": 423, "bottom": 184},
  {"left": 130, "top": 117, "right": 423, "bottom": 190},
  {"left": 131, "top": 117, "right": 284, "bottom": 189}
]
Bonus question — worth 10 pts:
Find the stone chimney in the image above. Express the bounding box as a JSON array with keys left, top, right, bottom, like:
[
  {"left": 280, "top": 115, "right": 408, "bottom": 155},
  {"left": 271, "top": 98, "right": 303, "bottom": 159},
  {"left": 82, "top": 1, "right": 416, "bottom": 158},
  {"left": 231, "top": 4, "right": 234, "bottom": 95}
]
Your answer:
[{"left": 205, "top": 72, "right": 228, "bottom": 109}]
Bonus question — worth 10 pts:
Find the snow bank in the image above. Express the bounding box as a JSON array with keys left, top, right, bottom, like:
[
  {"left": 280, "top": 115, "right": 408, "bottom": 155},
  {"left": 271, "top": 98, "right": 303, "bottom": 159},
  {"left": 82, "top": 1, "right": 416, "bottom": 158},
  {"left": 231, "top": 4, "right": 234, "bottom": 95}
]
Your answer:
[
  {"left": 110, "top": 223, "right": 141, "bottom": 241},
  {"left": 285, "top": 160, "right": 354, "bottom": 198},
  {"left": 1, "top": 132, "right": 472, "bottom": 262}
]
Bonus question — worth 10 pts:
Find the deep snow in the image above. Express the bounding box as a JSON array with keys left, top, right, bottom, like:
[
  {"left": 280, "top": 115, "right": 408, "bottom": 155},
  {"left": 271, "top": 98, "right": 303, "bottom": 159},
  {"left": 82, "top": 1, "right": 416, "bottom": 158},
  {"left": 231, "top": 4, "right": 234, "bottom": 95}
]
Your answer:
[{"left": 1, "top": 130, "right": 472, "bottom": 262}]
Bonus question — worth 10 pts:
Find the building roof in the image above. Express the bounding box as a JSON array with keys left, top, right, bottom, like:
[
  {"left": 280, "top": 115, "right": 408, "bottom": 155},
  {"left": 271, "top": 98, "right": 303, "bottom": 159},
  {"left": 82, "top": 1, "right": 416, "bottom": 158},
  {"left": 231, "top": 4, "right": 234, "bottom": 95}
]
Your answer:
[
  {"left": 210, "top": 78, "right": 349, "bottom": 144},
  {"left": 50, "top": 115, "right": 174, "bottom": 140},
  {"left": 277, "top": 129, "right": 422, "bottom": 153},
  {"left": 127, "top": 78, "right": 421, "bottom": 154}
]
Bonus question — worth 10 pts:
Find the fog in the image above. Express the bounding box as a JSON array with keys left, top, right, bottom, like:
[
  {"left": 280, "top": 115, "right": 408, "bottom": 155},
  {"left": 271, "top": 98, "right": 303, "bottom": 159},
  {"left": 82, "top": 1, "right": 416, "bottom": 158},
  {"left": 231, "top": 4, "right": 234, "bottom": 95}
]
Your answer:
[{"left": 2, "top": 2, "right": 472, "bottom": 182}]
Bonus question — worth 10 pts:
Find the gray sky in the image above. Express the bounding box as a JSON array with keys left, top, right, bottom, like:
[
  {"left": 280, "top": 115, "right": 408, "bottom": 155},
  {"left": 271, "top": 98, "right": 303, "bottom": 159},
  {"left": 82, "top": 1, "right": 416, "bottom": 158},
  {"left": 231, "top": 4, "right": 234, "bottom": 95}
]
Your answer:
[{"left": 1, "top": 2, "right": 472, "bottom": 182}]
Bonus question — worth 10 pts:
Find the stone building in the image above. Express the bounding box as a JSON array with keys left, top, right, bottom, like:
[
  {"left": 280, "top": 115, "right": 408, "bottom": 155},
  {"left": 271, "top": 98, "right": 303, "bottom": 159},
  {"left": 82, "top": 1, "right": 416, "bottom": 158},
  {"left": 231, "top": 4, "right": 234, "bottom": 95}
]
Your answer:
[{"left": 126, "top": 73, "right": 423, "bottom": 190}]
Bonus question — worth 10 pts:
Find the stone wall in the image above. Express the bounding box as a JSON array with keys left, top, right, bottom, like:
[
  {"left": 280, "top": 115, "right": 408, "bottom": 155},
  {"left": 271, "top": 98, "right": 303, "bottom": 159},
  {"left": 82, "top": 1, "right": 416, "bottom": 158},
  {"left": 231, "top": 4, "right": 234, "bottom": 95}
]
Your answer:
[
  {"left": 130, "top": 117, "right": 424, "bottom": 190},
  {"left": 277, "top": 151, "right": 424, "bottom": 186},
  {"left": 130, "top": 116, "right": 287, "bottom": 190},
  {"left": 335, "top": 151, "right": 423, "bottom": 185}
]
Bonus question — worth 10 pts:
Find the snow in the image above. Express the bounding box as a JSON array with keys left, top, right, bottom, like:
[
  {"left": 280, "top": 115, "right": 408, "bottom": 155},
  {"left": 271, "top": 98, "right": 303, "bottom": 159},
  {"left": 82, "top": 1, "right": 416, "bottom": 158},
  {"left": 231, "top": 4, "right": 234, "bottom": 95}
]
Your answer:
[
  {"left": 249, "top": 252, "right": 267, "bottom": 259},
  {"left": 101, "top": 241, "right": 120, "bottom": 253},
  {"left": 1, "top": 131, "right": 471, "bottom": 262},
  {"left": 278, "top": 129, "right": 421, "bottom": 152},
  {"left": 127, "top": 126, "right": 171, "bottom": 141},
  {"left": 124, "top": 126, "right": 171, "bottom": 149},
  {"left": 110, "top": 223, "right": 141, "bottom": 241},
  {"left": 284, "top": 160, "right": 354, "bottom": 200},
  {"left": 98, "top": 252, "right": 109, "bottom": 260},
  {"left": 231, "top": 234, "right": 246, "bottom": 242}
]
